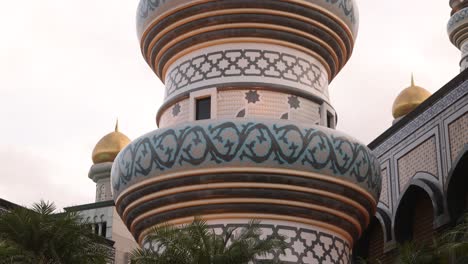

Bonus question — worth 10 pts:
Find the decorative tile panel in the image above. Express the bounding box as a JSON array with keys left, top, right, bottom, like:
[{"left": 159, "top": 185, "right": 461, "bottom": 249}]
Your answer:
[
  {"left": 143, "top": 220, "right": 351, "bottom": 264},
  {"left": 112, "top": 119, "right": 382, "bottom": 199},
  {"left": 379, "top": 168, "right": 389, "bottom": 207},
  {"left": 159, "top": 99, "right": 189, "bottom": 128},
  {"left": 448, "top": 113, "right": 468, "bottom": 161},
  {"left": 164, "top": 43, "right": 329, "bottom": 102},
  {"left": 397, "top": 137, "right": 438, "bottom": 192}
]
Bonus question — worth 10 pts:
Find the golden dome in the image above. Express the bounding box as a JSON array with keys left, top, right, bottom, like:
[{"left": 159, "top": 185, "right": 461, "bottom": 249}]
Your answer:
[
  {"left": 92, "top": 120, "right": 131, "bottom": 164},
  {"left": 392, "top": 75, "right": 431, "bottom": 119}
]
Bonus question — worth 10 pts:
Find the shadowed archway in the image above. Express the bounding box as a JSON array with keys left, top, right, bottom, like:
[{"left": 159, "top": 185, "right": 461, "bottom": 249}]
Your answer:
[{"left": 446, "top": 148, "right": 468, "bottom": 224}]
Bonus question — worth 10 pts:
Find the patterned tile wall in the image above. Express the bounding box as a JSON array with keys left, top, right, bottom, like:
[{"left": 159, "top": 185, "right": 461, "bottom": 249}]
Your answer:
[
  {"left": 397, "top": 137, "right": 438, "bottom": 192},
  {"left": 144, "top": 220, "right": 351, "bottom": 264},
  {"left": 164, "top": 43, "right": 329, "bottom": 103},
  {"left": 449, "top": 113, "right": 468, "bottom": 162},
  {"left": 379, "top": 168, "right": 389, "bottom": 207},
  {"left": 159, "top": 90, "right": 321, "bottom": 128},
  {"left": 159, "top": 99, "right": 190, "bottom": 128},
  {"left": 213, "top": 223, "right": 350, "bottom": 264}
]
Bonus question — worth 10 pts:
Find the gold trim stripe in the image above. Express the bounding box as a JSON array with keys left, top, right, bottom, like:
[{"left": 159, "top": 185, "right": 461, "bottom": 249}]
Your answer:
[
  {"left": 160, "top": 38, "right": 332, "bottom": 82},
  {"left": 144, "top": 8, "right": 349, "bottom": 63},
  {"left": 122, "top": 182, "right": 370, "bottom": 226},
  {"left": 286, "top": 0, "right": 354, "bottom": 40},
  {"left": 151, "top": 23, "right": 340, "bottom": 77},
  {"left": 139, "top": 0, "right": 355, "bottom": 52},
  {"left": 130, "top": 198, "right": 362, "bottom": 236},
  {"left": 137, "top": 213, "right": 354, "bottom": 246},
  {"left": 115, "top": 167, "right": 377, "bottom": 208}
]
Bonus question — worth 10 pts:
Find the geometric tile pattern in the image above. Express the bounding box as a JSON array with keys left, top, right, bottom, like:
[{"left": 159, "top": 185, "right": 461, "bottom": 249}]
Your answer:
[
  {"left": 143, "top": 223, "right": 351, "bottom": 264},
  {"left": 448, "top": 113, "right": 468, "bottom": 162},
  {"left": 211, "top": 223, "right": 351, "bottom": 264},
  {"left": 159, "top": 99, "right": 189, "bottom": 128},
  {"left": 397, "top": 136, "right": 438, "bottom": 192},
  {"left": 379, "top": 168, "right": 389, "bottom": 207},
  {"left": 165, "top": 48, "right": 327, "bottom": 99}
]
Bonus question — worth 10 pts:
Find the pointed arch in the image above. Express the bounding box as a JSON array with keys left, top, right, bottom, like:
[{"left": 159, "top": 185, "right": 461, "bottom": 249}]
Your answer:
[{"left": 445, "top": 146, "right": 468, "bottom": 223}]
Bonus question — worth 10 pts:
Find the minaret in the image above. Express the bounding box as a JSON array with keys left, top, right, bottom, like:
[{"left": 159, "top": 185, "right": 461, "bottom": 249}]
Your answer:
[
  {"left": 448, "top": 0, "right": 468, "bottom": 71},
  {"left": 112, "top": 1, "right": 381, "bottom": 263},
  {"left": 90, "top": 120, "right": 130, "bottom": 202}
]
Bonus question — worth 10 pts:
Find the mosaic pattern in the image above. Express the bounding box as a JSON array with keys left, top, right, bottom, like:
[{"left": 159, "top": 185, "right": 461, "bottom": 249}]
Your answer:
[
  {"left": 165, "top": 49, "right": 327, "bottom": 99},
  {"left": 143, "top": 222, "right": 351, "bottom": 264},
  {"left": 449, "top": 113, "right": 468, "bottom": 161},
  {"left": 159, "top": 91, "right": 322, "bottom": 128},
  {"left": 448, "top": 7, "right": 468, "bottom": 33},
  {"left": 137, "top": 0, "right": 168, "bottom": 19},
  {"left": 137, "top": 0, "right": 357, "bottom": 27},
  {"left": 372, "top": 81, "right": 468, "bottom": 157},
  {"left": 159, "top": 99, "right": 190, "bottom": 128},
  {"left": 112, "top": 119, "right": 381, "bottom": 198},
  {"left": 397, "top": 137, "right": 438, "bottom": 193},
  {"left": 379, "top": 168, "right": 389, "bottom": 207},
  {"left": 325, "top": 0, "right": 357, "bottom": 24}
]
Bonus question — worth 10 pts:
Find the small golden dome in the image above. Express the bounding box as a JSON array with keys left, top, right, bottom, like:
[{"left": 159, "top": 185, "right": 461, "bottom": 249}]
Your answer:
[
  {"left": 92, "top": 120, "right": 131, "bottom": 164},
  {"left": 392, "top": 75, "right": 431, "bottom": 119}
]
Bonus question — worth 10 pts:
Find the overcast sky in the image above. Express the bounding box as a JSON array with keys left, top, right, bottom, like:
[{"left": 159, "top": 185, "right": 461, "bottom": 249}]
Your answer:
[{"left": 0, "top": 0, "right": 461, "bottom": 209}]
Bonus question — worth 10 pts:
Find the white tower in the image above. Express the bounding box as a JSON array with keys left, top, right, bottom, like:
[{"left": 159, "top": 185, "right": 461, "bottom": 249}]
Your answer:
[{"left": 112, "top": 1, "right": 382, "bottom": 263}]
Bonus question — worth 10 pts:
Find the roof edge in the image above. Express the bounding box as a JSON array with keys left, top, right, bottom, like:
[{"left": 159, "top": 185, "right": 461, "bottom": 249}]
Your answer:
[{"left": 368, "top": 69, "right": 468, "bottom": 150}]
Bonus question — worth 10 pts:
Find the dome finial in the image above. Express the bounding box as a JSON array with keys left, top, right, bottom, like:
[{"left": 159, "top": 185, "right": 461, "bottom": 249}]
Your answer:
[
  {"left": 92, "top": 119, "right": 130, "bottom": 164},
  {"left": 392, "top": 74, "right": 431, "bottom": 119}
]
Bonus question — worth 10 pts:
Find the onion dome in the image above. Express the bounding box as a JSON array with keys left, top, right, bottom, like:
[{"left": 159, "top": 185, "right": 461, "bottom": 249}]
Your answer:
[
  {"left": 92, "top": 121, "right": 131, "bottom": 164},
  {"left": 392, "top": 75, "right": 431, "bottom": 119}
]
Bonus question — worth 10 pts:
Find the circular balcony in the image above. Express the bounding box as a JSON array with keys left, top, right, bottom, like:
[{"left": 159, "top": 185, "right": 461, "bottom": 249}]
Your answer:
[{"left": 111, "top": 119, "right": 381, "bottom": 244}]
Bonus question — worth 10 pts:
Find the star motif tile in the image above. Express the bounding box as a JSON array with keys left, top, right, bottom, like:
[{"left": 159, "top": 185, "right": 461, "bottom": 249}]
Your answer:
[
  {"left": 172, "top": 103, "right": 181, "bottom": 116},
  {"left": 245, "top": 90, "right": 260, "bottom": 104},
  {"left": 288, "top": 95, "right": 300, "bottom": 109}
]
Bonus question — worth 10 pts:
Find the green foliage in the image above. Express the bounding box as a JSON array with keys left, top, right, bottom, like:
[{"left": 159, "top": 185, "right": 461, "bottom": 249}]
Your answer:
[
  {"left": 393, "top": 213, "right": 468, "bottom": 264},
  {"left": 131, "top": 218, "right": 288, "bottom": 264},
  {"left": 394, "top": 241, "right": 436, "bottom": 264},
  {"left": 436, "top": 213, "right": 468, "bottom": 264},
  {"left": 0, "top": 200, "right": 113, "bottom": 264}
]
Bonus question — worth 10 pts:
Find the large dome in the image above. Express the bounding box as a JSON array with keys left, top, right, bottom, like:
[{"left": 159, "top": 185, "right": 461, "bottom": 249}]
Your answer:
[
  {"left": 392, "top": 76, "right": 431, "bottom": 119},
  {"left": 92, "top": 121, "right": 131, "bottom": 164},
  {"left": 111, "top": 119, "right": 381, "bottom": 244}
]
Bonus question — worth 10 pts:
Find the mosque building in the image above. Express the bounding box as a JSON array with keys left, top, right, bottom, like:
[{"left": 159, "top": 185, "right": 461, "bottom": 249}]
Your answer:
[
  {"left": 351, "top": 1, "right": 468, "bottom": 262},
  {"left": 1, "top": 1, "right": 466, "bottom": 264},
  {"left": 50, "top": 0, "right": 468, "bottom": 263}
]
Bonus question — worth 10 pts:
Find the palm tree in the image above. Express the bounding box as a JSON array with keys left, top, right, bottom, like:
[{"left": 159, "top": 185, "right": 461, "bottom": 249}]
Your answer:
[
  {"left": 436, "top": 213, "right": 468, "bottom": 264},
  {"left": 393, "top": 241, "right": 436, "bottom": 264},
  {"left": 131, "top": 218, "right": 287, "bottom": 264},
  {"left": 0, "top": 200, "right": 113, "bottom": 264}
]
